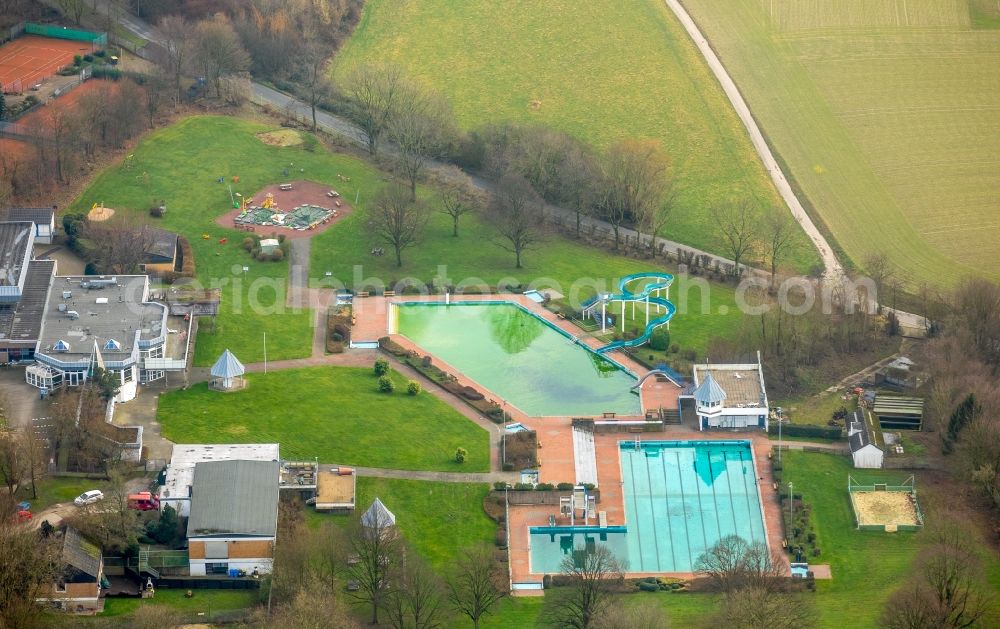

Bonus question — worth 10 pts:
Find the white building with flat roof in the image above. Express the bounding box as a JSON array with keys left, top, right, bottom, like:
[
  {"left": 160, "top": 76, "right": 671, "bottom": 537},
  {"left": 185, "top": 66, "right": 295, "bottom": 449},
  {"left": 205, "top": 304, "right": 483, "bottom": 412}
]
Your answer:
[
  {"left": 159, "top": 444, "right": 280, "bottom": 516},
  {"left": 685, "top": 353, "right": 769, "bottom": 431}
]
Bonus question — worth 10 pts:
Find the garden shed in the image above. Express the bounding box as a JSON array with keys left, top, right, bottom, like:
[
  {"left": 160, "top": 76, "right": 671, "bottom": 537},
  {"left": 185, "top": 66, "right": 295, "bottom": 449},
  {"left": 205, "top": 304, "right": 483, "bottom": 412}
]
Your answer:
[{"left": 848, "top": 409, "right": 883, "bottom": 469}]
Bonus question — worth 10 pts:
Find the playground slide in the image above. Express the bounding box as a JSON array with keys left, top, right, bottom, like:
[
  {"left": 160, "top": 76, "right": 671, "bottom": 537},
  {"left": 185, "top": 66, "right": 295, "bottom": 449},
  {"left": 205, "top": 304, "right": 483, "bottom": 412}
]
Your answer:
[{"left": 583, "top": 272, "right": 676, "bottom": 354}]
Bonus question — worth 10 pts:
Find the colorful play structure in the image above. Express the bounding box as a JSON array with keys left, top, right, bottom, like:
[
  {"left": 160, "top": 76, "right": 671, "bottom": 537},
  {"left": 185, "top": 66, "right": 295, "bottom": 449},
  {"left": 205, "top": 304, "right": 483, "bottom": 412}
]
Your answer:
[{"left": 581, "top": 272, "right": 676, "bottom": 354}]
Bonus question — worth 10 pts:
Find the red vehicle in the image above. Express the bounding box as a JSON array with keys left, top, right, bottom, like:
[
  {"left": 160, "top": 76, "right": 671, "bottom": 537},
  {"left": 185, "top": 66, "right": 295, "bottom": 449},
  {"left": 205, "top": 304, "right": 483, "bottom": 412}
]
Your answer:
[{"left": 127, "top": 492, "right": 160, "bottom": 511}]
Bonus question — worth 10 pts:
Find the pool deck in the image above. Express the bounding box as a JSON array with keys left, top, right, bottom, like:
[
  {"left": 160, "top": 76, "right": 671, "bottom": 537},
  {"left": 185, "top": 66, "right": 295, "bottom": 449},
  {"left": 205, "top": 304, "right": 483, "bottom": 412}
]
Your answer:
[
  {"left": 506, "top": 427, "right": 787, "bottom": 588},
  {"left": 351, "top": 293, "right": 786, "bottom": 590}
]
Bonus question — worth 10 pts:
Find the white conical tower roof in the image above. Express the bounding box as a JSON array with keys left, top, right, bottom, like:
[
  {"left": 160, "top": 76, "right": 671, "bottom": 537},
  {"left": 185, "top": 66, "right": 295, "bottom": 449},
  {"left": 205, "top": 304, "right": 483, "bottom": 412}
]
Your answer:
[
  {"left": 693, "top": 372, "right": 727, "bottom": 405},
  {"left": 210, "top": 349, "right": 245, "bottom": 379}
]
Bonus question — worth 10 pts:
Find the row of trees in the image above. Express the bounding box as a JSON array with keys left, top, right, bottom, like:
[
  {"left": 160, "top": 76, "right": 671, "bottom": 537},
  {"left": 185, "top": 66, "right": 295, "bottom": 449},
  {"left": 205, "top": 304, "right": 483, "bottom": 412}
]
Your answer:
[
  {"left": 1, "top": 78, "right": 151, "bottom": 204},
  {"left": 262, "top": 499, "right": 509, "bottom": 629},
  {"left": 916, "top": 278, "right": 1000, "bottom": 511}
]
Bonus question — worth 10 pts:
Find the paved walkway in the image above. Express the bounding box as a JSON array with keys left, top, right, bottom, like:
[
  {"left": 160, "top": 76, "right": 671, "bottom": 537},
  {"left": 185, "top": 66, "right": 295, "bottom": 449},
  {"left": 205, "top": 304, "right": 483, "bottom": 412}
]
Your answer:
[{"left": 354, "top": 466, "right": 517, "bottom": 484}]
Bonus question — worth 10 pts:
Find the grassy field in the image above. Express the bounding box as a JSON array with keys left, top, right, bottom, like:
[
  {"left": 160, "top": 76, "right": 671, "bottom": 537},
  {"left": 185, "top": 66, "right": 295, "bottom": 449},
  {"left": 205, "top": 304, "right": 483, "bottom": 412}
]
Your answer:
[
  {"left": 99, "top": 588, "right": 261, "bottom": 618},
  {"left": 68, "top": 115, "right": 384, "bottom": 366},
  {"left": 156, "top": 367, "right": 490, "bottom": 472},
  {"left": 780, "top": 450, "right": 1000, "bottom": 628},
  {"left": 333, "top": 0, "right": 820, "bottom": 274},
  {"left": 72, "top": 115, "right": 748, "bottom": 365},
  {"left": 313, "top": 205, "right": 746, "bottom": 356},
  {"left": 14, "top": 476, "right": 105, "bottom": 511},
  {"left": 315, "top": 478, "right": 496, "bottom": 570},
  {"left": 682, "top": 0, "right": 1000, "bottom": 287}
]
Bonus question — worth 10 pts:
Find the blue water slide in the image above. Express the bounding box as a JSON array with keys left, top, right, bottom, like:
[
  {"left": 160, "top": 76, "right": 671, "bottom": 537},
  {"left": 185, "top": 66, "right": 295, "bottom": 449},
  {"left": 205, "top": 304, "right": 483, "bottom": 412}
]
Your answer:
[{"left": 593, "top": 272, "right": 676, "bottom": 354}]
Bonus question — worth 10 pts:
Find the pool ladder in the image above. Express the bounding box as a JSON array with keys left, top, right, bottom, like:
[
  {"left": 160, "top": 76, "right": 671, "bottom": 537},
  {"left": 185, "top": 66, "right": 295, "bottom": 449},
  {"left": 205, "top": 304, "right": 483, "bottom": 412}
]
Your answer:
[{"left": 634, "top": 436, "right": 641, "bottom": 450}]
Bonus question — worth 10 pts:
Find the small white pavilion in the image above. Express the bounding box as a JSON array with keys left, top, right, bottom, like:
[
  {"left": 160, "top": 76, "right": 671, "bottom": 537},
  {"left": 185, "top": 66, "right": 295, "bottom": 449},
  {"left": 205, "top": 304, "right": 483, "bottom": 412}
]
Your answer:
[
  {"left": 210, "top": 349, "right": 246, "bottom": 391},
  {"left": 361, "top": 497, "right": 396, "bottom": 530}
]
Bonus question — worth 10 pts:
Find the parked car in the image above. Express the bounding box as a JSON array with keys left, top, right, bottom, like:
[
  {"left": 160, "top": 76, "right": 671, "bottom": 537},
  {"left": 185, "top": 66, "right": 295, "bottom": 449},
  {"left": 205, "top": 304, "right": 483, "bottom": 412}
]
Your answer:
[
  {"left": 127, "top": 492, "right": 160, "bottom": 511},
  {"left": 74, "top": 490, "right": 105, "bottom": 506}
]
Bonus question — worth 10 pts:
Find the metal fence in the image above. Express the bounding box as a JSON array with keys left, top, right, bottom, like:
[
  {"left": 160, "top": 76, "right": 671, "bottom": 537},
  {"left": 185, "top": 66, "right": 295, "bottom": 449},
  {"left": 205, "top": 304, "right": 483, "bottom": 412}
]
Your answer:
[{"left": 24, "top": 22, "right": 107, "bottom": 48}]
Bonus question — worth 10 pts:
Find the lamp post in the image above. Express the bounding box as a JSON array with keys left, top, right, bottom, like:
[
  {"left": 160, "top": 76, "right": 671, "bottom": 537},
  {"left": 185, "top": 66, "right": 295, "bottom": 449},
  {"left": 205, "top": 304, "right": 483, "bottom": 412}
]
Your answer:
[
  {"left": 778, "top": 414, "right": 783, "bottom": 463},
  {"left": 789, "top": 481, "right": 794, "bottom": 522}
]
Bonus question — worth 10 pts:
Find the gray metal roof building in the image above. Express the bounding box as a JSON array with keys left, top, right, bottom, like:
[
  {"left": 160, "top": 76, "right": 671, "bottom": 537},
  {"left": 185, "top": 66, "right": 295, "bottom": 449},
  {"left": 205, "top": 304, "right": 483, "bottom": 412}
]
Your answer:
[{"left": 188, "top": 460, "right": 280, "bottom": 538}]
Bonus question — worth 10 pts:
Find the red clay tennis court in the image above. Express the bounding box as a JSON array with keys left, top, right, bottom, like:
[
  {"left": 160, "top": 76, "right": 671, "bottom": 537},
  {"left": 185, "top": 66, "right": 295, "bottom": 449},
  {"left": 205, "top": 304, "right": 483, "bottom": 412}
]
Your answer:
[{"left": 0, "top": 35, "right": 92, "bottom": 94}]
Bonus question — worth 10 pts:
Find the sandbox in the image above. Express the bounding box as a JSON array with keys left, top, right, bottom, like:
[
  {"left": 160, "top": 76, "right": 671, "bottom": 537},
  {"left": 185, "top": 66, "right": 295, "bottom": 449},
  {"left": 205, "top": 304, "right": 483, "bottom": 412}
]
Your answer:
[
  {"left": 214, "top": 180, "right": 353, "bottom": 239},
  {"left": 87, "top": 205, "right": 115, "bottom": 221},
  {"left": 848, "top": 476, "right": 923, "bottom": 532}
]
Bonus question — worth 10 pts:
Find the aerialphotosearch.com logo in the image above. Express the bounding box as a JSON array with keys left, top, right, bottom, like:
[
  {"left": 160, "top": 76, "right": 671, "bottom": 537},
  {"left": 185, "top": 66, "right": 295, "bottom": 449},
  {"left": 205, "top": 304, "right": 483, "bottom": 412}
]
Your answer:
[{"left": 156, "top": 264, "right": 880, "bottom": 319}]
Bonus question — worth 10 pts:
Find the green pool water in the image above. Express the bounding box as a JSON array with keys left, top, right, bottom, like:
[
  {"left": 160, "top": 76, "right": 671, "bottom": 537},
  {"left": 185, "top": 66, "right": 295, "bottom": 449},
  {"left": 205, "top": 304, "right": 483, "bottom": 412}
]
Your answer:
[{"left": 395, "top": 303, "right": 640, "bottom": 417}]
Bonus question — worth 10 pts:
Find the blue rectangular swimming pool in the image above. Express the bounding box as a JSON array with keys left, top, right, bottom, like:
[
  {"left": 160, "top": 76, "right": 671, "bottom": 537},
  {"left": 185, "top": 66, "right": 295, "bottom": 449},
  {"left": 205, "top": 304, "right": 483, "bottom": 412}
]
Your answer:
[{"left": 529, "top": 440, "right": 767, "bottom": 574}]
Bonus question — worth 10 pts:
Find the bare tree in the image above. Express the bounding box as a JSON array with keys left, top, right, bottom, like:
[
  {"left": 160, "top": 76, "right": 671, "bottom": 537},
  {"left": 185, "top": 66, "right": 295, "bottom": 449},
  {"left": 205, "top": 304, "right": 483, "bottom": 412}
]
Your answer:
[
  {"left": 193, "top": 14, "right": 251, "bottom": 99},
  {"left": 881, "top": 527, "right": 994, "bottom": 629},
  {"left": 343, "top": 63, "right": 407, "bottom": 156},
  {"left": 486, "top": 173, "right": 545, "bottom": 269},
  {"left": 64, "top": 470, "right": 141, "bottom": 553},
  {"left": 715, "top": 586, "right": 814, "bottom": 629},
  {"left": 693, "top": 534, "right": 782, "bottom": 593},
  {"left": 297, "top": 42, "right": 335, "bottom": 132},
  {"left": 56, "top": 0, "right": 86, "bottom": 24},
  {"left": 434, "top": 166, "right": 484, "bottom": 237},
  {"left": 864, "top": 252, "right": 893, "bottom": 313},
  {"left": 0, "top": 520, "right": 61, "bottom": 629},
  {"left": 18, "top": 429, "right": 46, "bottom": 500},
  {"left": 594, "top": 139, "right": 669, "bottom": 248},
  {"left": 545, "top": 546, "right": 625, "bottom": 629},
  {"left": 383, "top": 552, "right": 448, "bottom": 629},
  {"left": 0, "top": 430, "right": 25, "bottom": 497},
  {"left": 713, "top": 199, "right": 761, "bottom": 277},
  {"left": 158, "top": 16, "right": 194, "bottom": 104},
  {"left": 763, "top": 210, "right": 795, "bottom": 286},
  {"left": 953, "top": 278, "right": 1000, "bottom": 368},
  {"left": 251, "top": 578, "right": 360, "bottom": 629},
  {"left": 80, "top": 218, "right": 157, "bottom": 275},
  {"left": 447, "top": 545, "right": 508, "bottom": 629},
  {"left": 367, "top": 183, "right": 429, "bottom": 267},
  {"left": 593, "top": 599, "right": 670, "bottom": 629},
  {"left": 347, "top": 502, "right": 403, "bottom": 625},
  {"left": 388, "top": 87, "right": 454, "bottom": 200}
]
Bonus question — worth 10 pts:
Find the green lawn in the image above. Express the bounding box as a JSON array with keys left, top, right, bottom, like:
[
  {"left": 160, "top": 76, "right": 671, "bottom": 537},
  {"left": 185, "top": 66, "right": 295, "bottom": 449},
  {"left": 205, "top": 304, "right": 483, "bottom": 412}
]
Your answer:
[
  {"left": 156, "top": 367, "right": 490, "bottom": 472},
  {"left": 68, "top": 116, "right": 386, "bottom": 366},
  {"left": 99, "top": 588, "right": 261, "bottom": 618},
  {"left": 71, "top": 115, "right": 747, "bottom": 363},
  {"left": 313, "top": 207, "right": 746, "bottom": 356},
  {"left": 15, "top": 476, "right": 105, "bottom": 511},
  {"left": 333, "top": 0, "right": 820, "bottom": 274},
  {"left": 682, "top": 0, "right": 1000, "bottom": 287},
  {"left": 315, "top": 478, "right": 496, "bottom": 571},
  {"left": 779, "top": 451, "right": 1000, "bottom": 628}
]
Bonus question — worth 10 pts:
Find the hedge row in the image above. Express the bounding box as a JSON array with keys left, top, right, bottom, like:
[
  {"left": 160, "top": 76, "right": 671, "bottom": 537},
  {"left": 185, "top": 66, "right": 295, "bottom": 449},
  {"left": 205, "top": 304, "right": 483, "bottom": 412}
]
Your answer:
[
  {"left": 768, "top": 423, "right": 842, "bottom": 440},
  {"left": 378, "top": 337, "right": 505, "bottom": 421}
]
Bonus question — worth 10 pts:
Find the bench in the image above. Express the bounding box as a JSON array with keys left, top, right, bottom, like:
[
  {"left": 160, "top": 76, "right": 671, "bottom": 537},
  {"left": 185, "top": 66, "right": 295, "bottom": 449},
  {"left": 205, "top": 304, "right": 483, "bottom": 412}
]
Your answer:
[
  {"left": 602, "top": 412, "right": 616, "bottom": 419},
  {"left": 357, "top": 291, "right": 370, "bottom": 298},
  {"left": 384, "top": 290, "right": 395, "bottom": 297},
  {"left": 279, "top": 183, "right": 293, "bottom": 191}
]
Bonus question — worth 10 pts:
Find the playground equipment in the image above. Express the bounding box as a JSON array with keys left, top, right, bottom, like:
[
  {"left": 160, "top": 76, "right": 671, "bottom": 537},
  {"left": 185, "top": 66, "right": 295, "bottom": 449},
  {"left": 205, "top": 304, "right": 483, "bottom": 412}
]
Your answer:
[
  {"left": 262, "top": 193, "right": 276, "bottom": 209},
  {"left": 581, "top": 272, "right": 676, "bottom": 354}
]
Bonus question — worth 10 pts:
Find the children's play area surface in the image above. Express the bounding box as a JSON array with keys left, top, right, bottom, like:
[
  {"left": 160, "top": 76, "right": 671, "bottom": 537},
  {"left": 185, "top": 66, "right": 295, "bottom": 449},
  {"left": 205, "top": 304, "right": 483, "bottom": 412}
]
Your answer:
[{"left": 214, "top": 180, "right": 352, "bottom": 239}]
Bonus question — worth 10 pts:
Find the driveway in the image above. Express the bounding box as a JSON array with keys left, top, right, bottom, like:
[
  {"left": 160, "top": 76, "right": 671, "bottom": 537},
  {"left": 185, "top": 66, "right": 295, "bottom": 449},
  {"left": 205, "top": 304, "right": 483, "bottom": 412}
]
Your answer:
[{"left": 0, "top": 367, "right": 49, "bottom": 429}]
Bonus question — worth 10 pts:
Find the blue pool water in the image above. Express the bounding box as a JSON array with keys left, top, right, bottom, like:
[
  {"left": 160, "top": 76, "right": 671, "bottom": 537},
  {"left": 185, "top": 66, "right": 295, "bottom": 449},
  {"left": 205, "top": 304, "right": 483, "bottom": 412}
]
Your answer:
[{"left": 529, "top": 440, "right": 767, "bottom": 574}]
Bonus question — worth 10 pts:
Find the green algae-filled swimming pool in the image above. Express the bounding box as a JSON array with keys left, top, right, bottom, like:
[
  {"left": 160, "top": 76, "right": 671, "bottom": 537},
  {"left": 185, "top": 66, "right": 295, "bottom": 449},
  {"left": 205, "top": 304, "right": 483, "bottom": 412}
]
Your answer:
[{"left": 395, "top": 302, "right": 640, "bottom": 417}]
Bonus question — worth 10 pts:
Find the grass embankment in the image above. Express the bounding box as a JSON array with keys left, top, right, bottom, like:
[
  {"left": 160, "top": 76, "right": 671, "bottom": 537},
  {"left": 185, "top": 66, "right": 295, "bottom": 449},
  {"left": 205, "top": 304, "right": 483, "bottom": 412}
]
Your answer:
[
  {"left": 682, "top": 0, "right": 1000, "bottom": 287},
  {"left": 333, "top": 0, "right": 820, "bottom": 274},
  {"left": 157, "top": 367, "right": 490, "bottom": 472}
]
